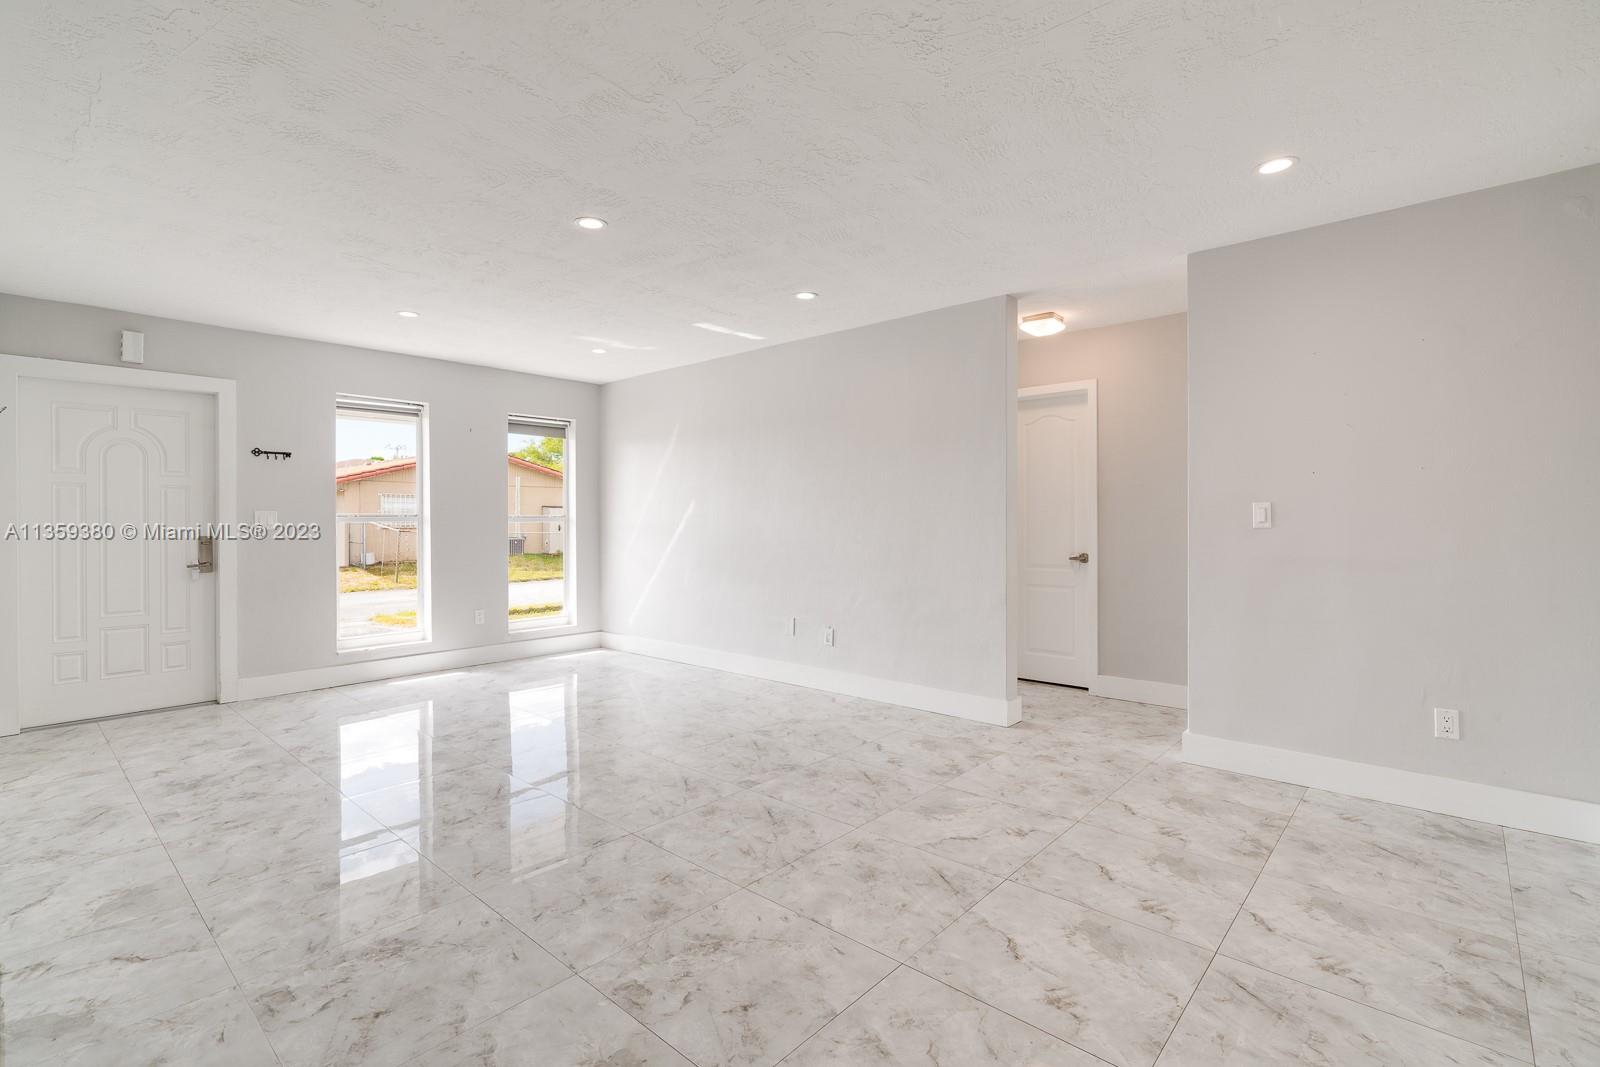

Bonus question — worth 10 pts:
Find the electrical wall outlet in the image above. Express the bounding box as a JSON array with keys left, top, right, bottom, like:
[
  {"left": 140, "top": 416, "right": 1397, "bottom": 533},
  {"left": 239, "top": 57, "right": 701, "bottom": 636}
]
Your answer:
[
  {"left": 822, "top": 625, "right": 835, "bottom": 647},
  {"left": 474, "top": 609, "right": 485, "bottom": 625},
  {"left": 1434, "top": 707, "right": 1460, "bottom": 740}
]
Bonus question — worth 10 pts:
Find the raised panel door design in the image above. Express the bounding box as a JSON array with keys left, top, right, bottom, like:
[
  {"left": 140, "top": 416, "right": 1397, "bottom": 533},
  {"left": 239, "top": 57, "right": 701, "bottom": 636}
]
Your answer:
[
  {"left": 99, "top": 439, "right": 151, "bottom": 617},
  {"left": 101, "top": 625, "right": 150, "bottom": 678},
  {"left": 132, "top": 408, "right": 191, "bottom": 476},
  {"left": 52, "top": 482, "right": 86, "bottom": 643},
  {"left": 161, "top": 485, "right": 191, "bottom": 633},
  {"left": 51, "top": 404, "right": 115, "bottom": 473},
  {"left": 18, "top": 378, "right": 217, "bottom": 727},
  {"left": 1019, "top": 391, "right": 1095, "bottom": 687}
]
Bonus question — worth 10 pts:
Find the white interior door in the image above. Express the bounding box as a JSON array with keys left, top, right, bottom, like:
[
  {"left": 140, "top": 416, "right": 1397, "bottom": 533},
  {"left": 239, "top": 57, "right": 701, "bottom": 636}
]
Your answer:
[
  {"left": 1018, "top": 387, "right": 1096, "bottom": 686},
  {"left": 17, "top": 377, "right": 217, "bottom": 727}
]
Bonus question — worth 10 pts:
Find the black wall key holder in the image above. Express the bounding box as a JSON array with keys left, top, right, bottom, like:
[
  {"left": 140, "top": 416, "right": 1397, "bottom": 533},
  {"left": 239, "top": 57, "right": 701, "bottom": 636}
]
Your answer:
[{"left": 251, "top": 448, "right": 292, "bottom": 460}]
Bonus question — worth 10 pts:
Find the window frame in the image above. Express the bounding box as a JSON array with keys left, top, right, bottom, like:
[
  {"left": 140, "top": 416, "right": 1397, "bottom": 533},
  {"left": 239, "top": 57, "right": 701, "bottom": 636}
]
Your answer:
[
  {"left": 336, "top": 394, "right": 430, "bottom": 653},
  {"left": 507, "top": 413, "right": 573, "bottom": 633}
]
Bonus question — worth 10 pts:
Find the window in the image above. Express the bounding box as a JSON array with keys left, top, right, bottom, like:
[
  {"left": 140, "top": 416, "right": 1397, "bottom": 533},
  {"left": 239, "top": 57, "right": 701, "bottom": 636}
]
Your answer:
[
  {"left": 507, "top": 415, "right": 570, "bottom": 629},
  {"left": 336, "top": 396, "right": 427, "bottom": 649}
]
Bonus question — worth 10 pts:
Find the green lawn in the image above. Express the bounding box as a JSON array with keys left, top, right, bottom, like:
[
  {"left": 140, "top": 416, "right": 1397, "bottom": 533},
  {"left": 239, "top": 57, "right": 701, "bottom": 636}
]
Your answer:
[
  {"left": 340, "top": 553, "right": 563, "bottom": 593},
  {"left": 507, "top": 553, "right": 564, "bottom": 582},
  {"left": 510, "top": 603, "right": 563, "bottom": 619},
  {"left": 340, "top": 561, "right": 417, "bottom": 592}
]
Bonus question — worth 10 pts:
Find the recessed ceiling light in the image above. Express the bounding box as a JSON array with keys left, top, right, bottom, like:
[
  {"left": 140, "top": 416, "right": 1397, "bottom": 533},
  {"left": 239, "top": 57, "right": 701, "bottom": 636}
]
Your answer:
[
  {"left": 396, "top": 310, "right": 419, "bottom": 318},
  {"left": 795, "top": 291, "right": 818, "bottom": 300},
  {"left": 1256, "top": 156, "right": 1297, "bottom": 175},
  {"left": 1019, "top": 312, "right": 1067, "bottom": 337},
  {"left": 694, "top": 322, "right": 765, "bottom": 341},
  {"left": 574, "top": 216, "right": 607, "bottom": 230},
  {"left": 591, "top": 348, "right": 607, "bottom": 354}
]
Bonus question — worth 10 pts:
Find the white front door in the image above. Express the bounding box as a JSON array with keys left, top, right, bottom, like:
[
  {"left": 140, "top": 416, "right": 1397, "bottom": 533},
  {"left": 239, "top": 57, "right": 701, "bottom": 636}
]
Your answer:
[
  {"left": 17, "top": 377, "right": 217, "bottom": 727},
  {"left": 1018, "top": 387, "right": 1096, "bottom": 686}
]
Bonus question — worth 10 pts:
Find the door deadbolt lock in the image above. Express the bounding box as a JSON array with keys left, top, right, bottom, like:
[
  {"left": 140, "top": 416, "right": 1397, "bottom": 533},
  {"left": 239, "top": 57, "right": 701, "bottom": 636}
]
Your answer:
[{"left": 187, "top": 535, "right": 215, "bottom": 574}]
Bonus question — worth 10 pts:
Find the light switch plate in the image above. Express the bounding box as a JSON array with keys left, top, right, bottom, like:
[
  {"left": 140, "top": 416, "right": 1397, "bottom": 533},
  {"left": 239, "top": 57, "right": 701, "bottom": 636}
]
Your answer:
[{"left": 1251, "top": 502, "right": 1273, "bottom": 529}]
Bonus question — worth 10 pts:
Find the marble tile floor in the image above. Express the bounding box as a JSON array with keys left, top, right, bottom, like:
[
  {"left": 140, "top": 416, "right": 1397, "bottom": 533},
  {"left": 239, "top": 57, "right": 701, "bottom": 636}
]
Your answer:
[{"left": 0, "top": 649, "right": 1595, "bottom": 1066}]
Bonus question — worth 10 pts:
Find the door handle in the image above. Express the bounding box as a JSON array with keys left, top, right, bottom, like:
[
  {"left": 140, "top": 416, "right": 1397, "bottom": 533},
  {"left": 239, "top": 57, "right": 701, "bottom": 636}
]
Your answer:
[
  {"left": 187, "top": 535, "right": 215, "bottom": 574},
  {"left": 1070, "top": 552, "right": 1089, "bottom": 563}
]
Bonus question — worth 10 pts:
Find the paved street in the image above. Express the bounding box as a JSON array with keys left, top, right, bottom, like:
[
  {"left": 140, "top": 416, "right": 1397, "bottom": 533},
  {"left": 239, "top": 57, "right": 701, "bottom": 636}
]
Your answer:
[{"left": 339, "top": 579, "right": 564, "bottom": 637}]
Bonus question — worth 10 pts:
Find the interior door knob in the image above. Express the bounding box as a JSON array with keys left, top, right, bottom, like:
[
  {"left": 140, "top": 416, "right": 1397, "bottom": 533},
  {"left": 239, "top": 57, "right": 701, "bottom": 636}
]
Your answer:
[{"left": 1070, "top": 552, "right": 1089, "bottom": 563}]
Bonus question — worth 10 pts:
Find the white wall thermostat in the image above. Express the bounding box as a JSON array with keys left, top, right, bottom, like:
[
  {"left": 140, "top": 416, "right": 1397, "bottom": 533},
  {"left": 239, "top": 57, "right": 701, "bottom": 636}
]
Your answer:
[{"left": 120, "top": 330, "right": 145, "bottom": 364}]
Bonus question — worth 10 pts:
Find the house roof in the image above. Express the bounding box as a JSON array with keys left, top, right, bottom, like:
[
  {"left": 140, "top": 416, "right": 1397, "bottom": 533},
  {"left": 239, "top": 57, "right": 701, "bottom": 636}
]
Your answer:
[
  {"left": 335, "top": 457, "right": 415, "bottom": 484},
  {"left": 508, "top": 456, "right": 563, "bottom": 478},
  {"left": 335, "top": 455, "right": 562, "bottom": 485}
]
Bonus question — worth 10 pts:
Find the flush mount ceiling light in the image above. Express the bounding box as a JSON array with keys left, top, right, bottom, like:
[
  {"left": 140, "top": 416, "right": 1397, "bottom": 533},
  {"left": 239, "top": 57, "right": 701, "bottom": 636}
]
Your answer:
[
  {"left": 794, "top": 291, "right": 818, "bottom": 300},
  {"left": 396, "top": 310, "right": 420, "bottom": 318},
  {"left": 591, "top": 348, "right": 607, "bottom": 354},
  {"left": 1019, "top": 312, "right": 1067, "bottom": 337},
  {"left": 578, "top": 335, "right": 656, "bottom": 352},
  {"left": 574, "top": 216, "right": 607, "bottom": 230},
  {"left": 1256, "top": 156, "right": 1297, "bottom": 175},
  {"left": 693, "top": 322, "right": 766, "bottom": 341}
]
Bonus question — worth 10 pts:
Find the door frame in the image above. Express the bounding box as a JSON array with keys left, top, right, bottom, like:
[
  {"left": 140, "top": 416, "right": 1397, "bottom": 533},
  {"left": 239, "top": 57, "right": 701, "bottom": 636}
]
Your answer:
[
  {"left": 1017, "top": 379, "right": 1099, "bottom": 686},
  {"left": 0, "top": 354, "right": 239, "bottom": 735}
]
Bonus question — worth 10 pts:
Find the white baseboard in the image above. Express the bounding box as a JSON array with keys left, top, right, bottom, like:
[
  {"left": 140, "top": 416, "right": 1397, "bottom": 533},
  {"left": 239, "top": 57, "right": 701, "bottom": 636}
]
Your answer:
[
  {"left": 234, "top": 632, "right": 603, "bottom": 700},
  {"left": 1182, "top": 731, "right": 1600, "bottom": 845},
  {"left": 601, "top": 633, "right": 1021, "bottom": 726},
  {"left": 1092, "top": 674, "right": 1187, "bottom": 709}
]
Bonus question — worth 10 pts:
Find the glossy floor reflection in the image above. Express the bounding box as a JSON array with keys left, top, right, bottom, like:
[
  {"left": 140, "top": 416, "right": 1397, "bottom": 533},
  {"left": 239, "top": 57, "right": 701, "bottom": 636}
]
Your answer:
[{"left": 0, "top": 650, "right": 1594, "bottom": 1066}]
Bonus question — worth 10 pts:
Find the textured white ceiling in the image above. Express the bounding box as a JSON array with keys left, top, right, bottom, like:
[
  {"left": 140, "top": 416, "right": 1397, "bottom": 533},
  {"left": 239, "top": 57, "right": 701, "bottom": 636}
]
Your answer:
[{"left": 2, "top": 1, "right": 1597, "bottom": 382}]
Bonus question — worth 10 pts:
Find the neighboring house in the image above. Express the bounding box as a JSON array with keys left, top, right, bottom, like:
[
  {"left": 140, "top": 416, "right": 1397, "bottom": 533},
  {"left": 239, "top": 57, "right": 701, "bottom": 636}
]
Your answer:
[
  {"left": 505, "top": 456, "right": 567, "bottom": 557},
  {"left": 335, "top": 455, "right": 563, "bottom": 566}
]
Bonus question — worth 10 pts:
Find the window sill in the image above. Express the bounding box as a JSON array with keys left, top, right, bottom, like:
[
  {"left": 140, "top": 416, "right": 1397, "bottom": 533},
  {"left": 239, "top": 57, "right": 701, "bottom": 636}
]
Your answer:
[
  {"left": 508, "top": 617, "right": 574, "bottom": 636},
  {"left": 337, "top": 634, "right": 432, "bottom": 656}
]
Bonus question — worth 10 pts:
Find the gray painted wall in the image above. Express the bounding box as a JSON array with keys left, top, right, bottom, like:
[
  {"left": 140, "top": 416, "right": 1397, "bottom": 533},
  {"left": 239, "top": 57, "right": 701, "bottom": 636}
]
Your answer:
[
  {"left": 1188, "top": 164, "right": 1600, "bottom": 803},
  {"left": 602, "top": 297, "right": 1018, "bottom": 702},
  {"left": 0, "top": 294, "right": 601, "bottom": 683},
  {"left": 1019, "top": 313, "right": 1188, "bottom": 687}
]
